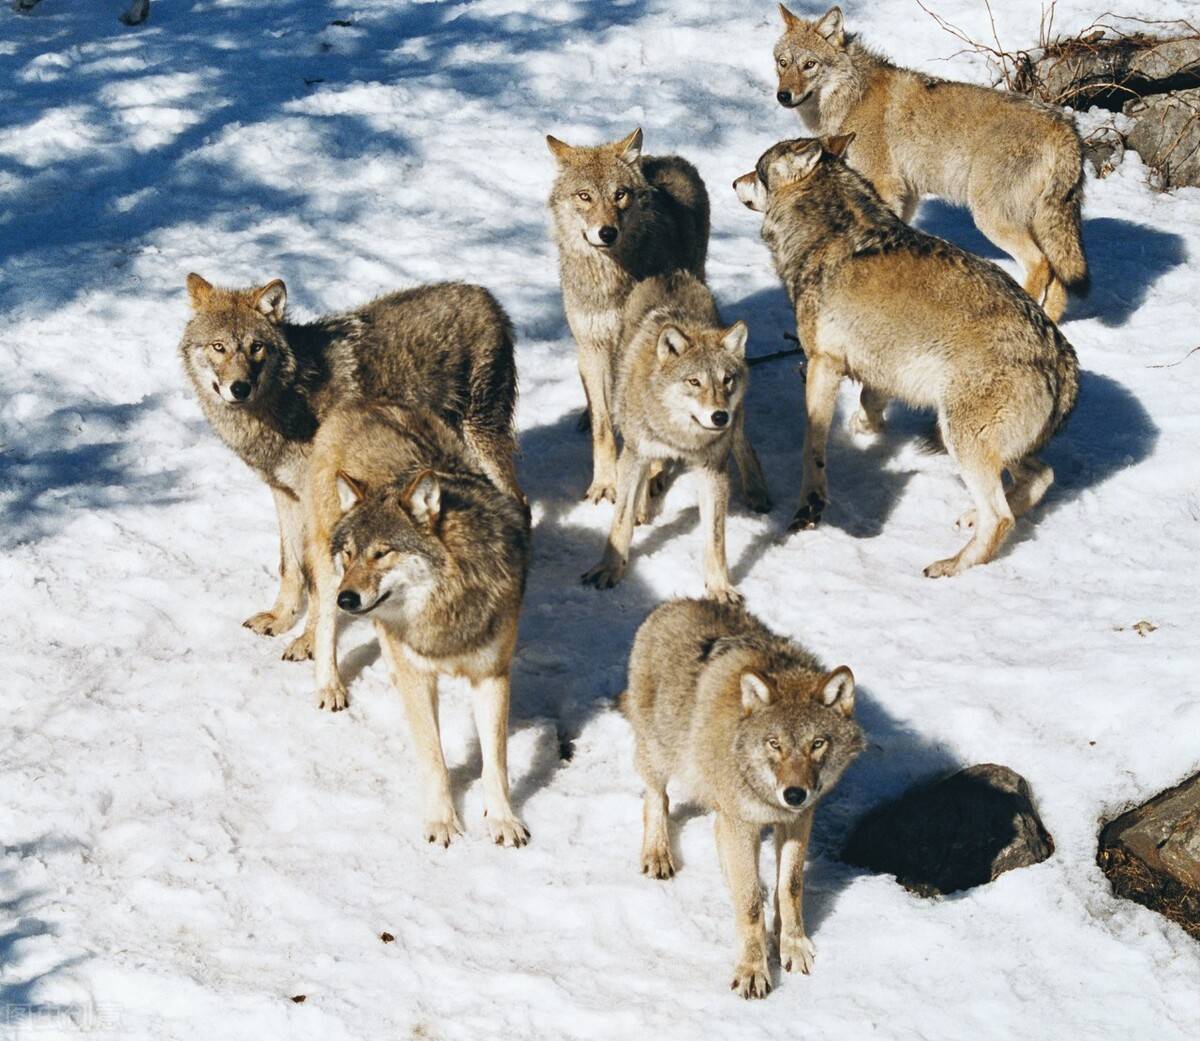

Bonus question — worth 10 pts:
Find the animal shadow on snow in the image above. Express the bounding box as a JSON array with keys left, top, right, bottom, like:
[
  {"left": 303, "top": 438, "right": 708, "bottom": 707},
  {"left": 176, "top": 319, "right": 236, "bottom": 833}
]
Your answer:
[
  {"left": 0, "top": 394, "right": 188, "bottom": 549},
  {"left": 918, "top": 201, "right": 1187, "bottom": 327}
]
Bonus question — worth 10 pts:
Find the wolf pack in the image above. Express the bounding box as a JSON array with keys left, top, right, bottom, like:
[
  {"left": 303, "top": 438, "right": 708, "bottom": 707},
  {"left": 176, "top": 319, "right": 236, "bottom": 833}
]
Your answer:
[{"left": 177, "top": 7, "right": 1089, "bottom": 1000}]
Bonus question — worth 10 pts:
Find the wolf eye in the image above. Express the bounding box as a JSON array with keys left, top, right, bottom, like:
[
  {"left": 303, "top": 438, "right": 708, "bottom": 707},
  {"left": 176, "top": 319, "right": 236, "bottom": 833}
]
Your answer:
[
  {"left": 767, "top": 737, "right": 782, "bottom": 752},
  {"left": 371, "top": 548, "right": 390, "bottom": 561},
  {"left": 249, "top": 341, "right": 267, "bottom": 357},
  {"left": 687, "top": 377, "right": 701, "bottom": 387},
  {"left": 723, "top": 373, "right": 736, "bottom": 388},
  {"left": 209, "top": 341, "right": 226, "bottom": 353},
  {"left": 812, "top": 737, "right": 827, "bottom": 750},
  {"left": 614, "top": 188, "right": 627, "bottom": 202},
  {"left": 576, "top": 191, "right": 592, "bottom": 203},
  {"left": 803, "top": 59, "right": 818, "bottom": 70},
  {"left": 777, "top": 57, "right": 788, "bottom": 68}
]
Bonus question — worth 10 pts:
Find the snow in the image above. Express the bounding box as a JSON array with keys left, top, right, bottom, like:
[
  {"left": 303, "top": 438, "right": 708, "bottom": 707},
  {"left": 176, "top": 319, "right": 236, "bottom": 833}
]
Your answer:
[{"left": 1, "top": 1, "right": 1199, "bottom": 1038}]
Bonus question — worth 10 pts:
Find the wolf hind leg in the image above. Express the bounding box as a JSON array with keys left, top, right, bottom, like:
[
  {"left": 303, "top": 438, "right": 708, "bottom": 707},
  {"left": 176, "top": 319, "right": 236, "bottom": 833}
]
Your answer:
[
  {"left": 463, "top": 421, "right": 523, "bottom": 502},
  {"left": 848, "top": 385, "right": 887, "bottom": 436},
  {"left": 732, "top": 413, "right": 772, "bottom": 513},
  {"left": 926, "top": 449, "right": 1013, "bottom": 577},
  {"left": 958, "top": 455, "right": 1054, "bottom": 531},
  {"left": 973, "top": 210, "right": 1053, "bottom": 311}
]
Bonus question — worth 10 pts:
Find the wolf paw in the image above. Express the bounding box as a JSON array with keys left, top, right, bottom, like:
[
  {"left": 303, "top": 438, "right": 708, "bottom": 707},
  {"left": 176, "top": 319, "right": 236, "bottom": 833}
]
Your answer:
[
  {"left": 243, "top": 609, "right": 297, "bottom": 638},
  {"left": 923, "top": 555, "right": 964, "bottom": 579},
  {"left": 582, "top": 558, "right": 626, "bottom": 590},
  {"left": 731, "top": 960, "right": 772, "bottom": 1000},
  {"left": 849, "top": 409, "right": 885, "bottom": 436},
  {"left": 640, "top": 843, "right": 675, "bottom": 880},
  {"left": 780, "top": 932, "right": 816, "bottom": 975},
  {"left": 705, "top": 582, "right": 744, "bottom": 606},
  {"left": 282, "top": 632, "right": 315, "bottom": 662},
  {"left": 955, "top": 509, "right": 976, "bottom": 532},
  {"left": 788, "top": 491, "right": 826, "bottom": 531},
  {"left": 423, "top": 812, "right": 464, "bottom": 849},
  {"left": 315, "top": 683, "right": 348, "bottom": 712},
  {"left": 743, "top": 485, "right": 774, "bottom": 515},
  {"left": 583, "top": 479, "right": 617, "bottom": 505},
  {"left": 484, "top": 812, "right": 530, "bottom": 848}
]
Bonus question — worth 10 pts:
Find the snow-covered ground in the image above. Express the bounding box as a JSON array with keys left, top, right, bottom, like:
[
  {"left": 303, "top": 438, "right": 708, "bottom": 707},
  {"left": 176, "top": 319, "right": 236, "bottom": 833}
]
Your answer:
[{"left": 2, "top": 1, "right": 1198, "bottom": 1037}]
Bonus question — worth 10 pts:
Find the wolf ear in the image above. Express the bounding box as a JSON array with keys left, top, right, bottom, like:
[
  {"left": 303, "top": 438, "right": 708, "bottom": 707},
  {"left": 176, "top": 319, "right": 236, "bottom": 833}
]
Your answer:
[
  {"left": 778, "top": 4, "right": 802, "bottom": 29},
  {"left": 819, "top": 666, "right": 855, "bottom": 717},
  {"left": 546, "top": 134, "right": 574, "bottom": 165},
  {"left": 252, "top": 279, "right": 287, "bottom": 323},
  {"left": 656, "top": 324, "right": 691, "bottom": 360},
  {"left": 613, "top": 127, "right": 643, "bottom": 165},
  {"left": 768, "top": 141, "right": 822, "bottom": 185},
  {"left": 186, "top": 273, "right": 213, "bottom": 310},
  {"left": 336, "top": 471, "right": 366, "bottom": 513},
  {"left": 404, "top": 469, "right": 441, "bottom": 526},
  {"left": 720, "top": 321, "right": 749, "bottom": 358},
  {"left": 740, "top": 671, "right": 774, "bottom": 712},
  {"left": 815, "top": 6, "right": 845, "bottom": 45},
  {"left": 823, "top": 132, "right": 856, "bottom": 158}
]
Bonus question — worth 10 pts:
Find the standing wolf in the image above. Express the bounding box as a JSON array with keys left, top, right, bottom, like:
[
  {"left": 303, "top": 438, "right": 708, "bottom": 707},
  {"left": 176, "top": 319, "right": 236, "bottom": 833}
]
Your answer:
[
  {"left": 773, "top": 4, "right": 1087, "bottom": 322},
  {"left": 546, "top": 128, "right": 709, "bottom": 502},
  {"left": 178, "top": 275, "right": 519, "bottom": 660},
  {"left": 735, "top": 135, "right": 1079, "bottom": 576},
  {"left": 304, "top": 402, "right": 530, "bottom": 847},
  {"left": 582, "top": 272, "right": 770, "bottom": 602},
  {"left": 622, "top": 598, "right": 864, "bottom": 999}
]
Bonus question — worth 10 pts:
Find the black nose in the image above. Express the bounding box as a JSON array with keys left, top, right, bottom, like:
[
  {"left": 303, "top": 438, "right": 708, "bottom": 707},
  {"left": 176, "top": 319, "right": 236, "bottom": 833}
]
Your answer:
[
  {"left": 337, "top": 590, "right": 361, "bottom": 611},
  {"left": 783, "top": 786, "right": 807, "bottom": 807},
  {"left": 230, "top": 380, "right": 251, "bottom": 400},
  {"left": 777, "top": 90, "right": 792, "bottom": 105},
  {"left": 711, "top": 410, "right": 729, "bottom": 428},
  {"left": 597, "top": 225, "right": 618, "bottom": 245}
]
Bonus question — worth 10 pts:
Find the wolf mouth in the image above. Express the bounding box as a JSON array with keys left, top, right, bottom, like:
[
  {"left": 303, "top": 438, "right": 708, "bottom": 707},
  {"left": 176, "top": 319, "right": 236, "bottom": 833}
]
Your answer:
[
  {"left": 780, "top": 89, "right": 813, "bottom": 108},
  {"left": 349, "top": 591, "right": 391, "bottom": 615}
]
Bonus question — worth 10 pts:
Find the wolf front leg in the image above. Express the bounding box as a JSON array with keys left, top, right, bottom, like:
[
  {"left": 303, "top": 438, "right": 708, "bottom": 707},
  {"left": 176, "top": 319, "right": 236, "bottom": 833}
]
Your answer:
[
  {"left": 582, "top": 448, "right": 650, "bottom": 590},
  {"left": 697, "top": 465, "right": 741, "bottom": 604},
  {"left": 378, "top": 628, "right": 462, "bottom": 847},
  {"left": 774, "top": 809, "right": 817, "bottom": 974},
  {"left": 577, "top": 343, "right": 619, "bottom": 503},
  {"left": 243, "top": 486, "right": 307, "bottom": 638},
  {"left": 790, "top": 353, "right": 842, "bottom": 531},
  {"left": 470, "top": 672, "right": 529, "bottom": 848},
  {"left": 715, "top": 813, "right": 771, "bottom": 999},
  {"left": 307, "top": 520, "right": 347, "bottom": 710}
]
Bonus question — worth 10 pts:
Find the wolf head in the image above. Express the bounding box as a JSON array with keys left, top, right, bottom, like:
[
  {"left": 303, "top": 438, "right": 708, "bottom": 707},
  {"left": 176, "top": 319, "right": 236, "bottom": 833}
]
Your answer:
[
  {"left": 733, "top": 664, "right": 864, "bottom": 814},
  {"left": 651, "top": 321, "right": 750, "bottom": 434},
  {"left": 773, "top": 5, "right": 853, "bottom": 112},
  {"left": 732, "top": 134, "right": 855, "bottom": 212},
  {"left": 179, "top": 273, "right": 291, "bottom": 406},
  {"left": 546, "top": 128, "right": 650, "bottom": 251},
  {"left": 331, "top": 470, "right": 446, "bottom": 625}
]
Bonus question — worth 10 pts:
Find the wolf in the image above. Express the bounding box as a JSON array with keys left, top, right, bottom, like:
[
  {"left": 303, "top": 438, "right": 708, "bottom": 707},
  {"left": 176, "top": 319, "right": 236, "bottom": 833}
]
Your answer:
[
  {"left": 581, "top": 272, "right": 771, "bottom": 602},
  {"left": 302, "top": 401, "right": 530, "bottom": 847},
  {"left": 546, "top": 127, "right": 709, "bottom": 503},
  {"left": 178, "top": 275, "right": 520, "bottom": 661},
  {"left": 621, "top": 598, "right": 864, "bottom": 999},
  {"left": 773, "top": 4, "right": 1087, "bottom": 322},
  {"left": 734, "top": 135, "right": 1080, "bottom": 576}
]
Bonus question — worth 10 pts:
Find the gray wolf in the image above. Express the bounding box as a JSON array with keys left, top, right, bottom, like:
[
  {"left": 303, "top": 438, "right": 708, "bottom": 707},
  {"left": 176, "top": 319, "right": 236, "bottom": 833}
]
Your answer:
[
  {"left": 306, "top": 401, "right": 530, "bottom": 847},
  {"left": 582, "top": 271, "right": 771, "bottom": 602},
  {"left": 734, "top": 135, "right": 1079, "bottom": 576},
  {"left": 546, "top": 127, "right": 709, "bottom": 503},
  {"left": 621, "top": 598, "right": 864, "bottom": 998},
  {"left": 178, "top": 275, "right": 520, "bottom": 660},
  {"left": 774, "top": 4, "right": 1087, "bottom": 322}
]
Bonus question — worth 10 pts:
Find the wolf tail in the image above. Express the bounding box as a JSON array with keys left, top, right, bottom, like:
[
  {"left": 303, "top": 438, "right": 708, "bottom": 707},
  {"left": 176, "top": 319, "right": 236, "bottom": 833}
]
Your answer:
[
  {"left": 1048, "top": 332, "right": 1080, "bottom": 439},
  {"left": 1032, "top": 150, "right": 1089, "bottom": 296}
]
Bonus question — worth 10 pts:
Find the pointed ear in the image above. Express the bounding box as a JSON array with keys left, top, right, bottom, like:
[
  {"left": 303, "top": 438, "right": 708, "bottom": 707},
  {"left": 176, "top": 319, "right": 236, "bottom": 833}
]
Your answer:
[
  {"left": 336, "top": 471, "right": 366, "bottom": 513},
  {"left": 733, "top": 171, "right": 768, "bottom": 212},
  {"left": 720, "top": 321, "right": 748, "bottom": 358},
  {"left": 768, "top": 141, "right": 822, "bottom": 185},
  {"left": 823, "top": 131, "right": 856, "bottom": 158},
  {"left": 546, "top": 134, "right": 574, "bottom": 165},
  {"left": 778, "top": 3, "right": 802, "bottom": 30},
  {"left": 252, "top": 279, "right": 287, "bottom": 322},
  {"left": 613, "top": 127, "right": 643, "bottom": 165},
  {"left": 656, "top": 324, "right": 691, "bottom": 361},
  {"left": 403, "top": 469, "right": 441, "bottom": 526},
  {"left": 815, "top": 5, "right": 845, "bottom": 44},
  {"left": 186, "top": 272, "right": 213, "bottom": 310},
  {"left": 740, "top": 671, "right": 774, "bottom": 712},
  {"left": 819, "top": 666, "right": 855, "bottom": 717}
]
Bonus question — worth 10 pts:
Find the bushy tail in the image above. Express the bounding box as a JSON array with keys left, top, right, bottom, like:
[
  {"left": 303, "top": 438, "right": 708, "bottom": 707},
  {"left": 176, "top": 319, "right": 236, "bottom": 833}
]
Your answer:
[
  {"left": 1032, "top": 150, "right": 1089, "bottom": 295},
  {"left": 1048, "top": 332, "right": 1080, "bottom": 439}
]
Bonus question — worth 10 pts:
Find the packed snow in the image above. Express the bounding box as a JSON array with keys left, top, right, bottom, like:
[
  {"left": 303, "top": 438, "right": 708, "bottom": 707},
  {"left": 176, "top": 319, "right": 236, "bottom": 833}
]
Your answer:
[{"left": 1, "top": 1, "right": 1198, "bottom": 1038}]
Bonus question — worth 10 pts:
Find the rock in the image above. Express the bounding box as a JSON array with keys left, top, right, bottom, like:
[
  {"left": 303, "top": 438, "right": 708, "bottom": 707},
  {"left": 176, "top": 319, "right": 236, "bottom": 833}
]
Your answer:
[
  {"left": 1124, "top": 88, "right": 1200, "bottom": 190},
  {"left": 1098, "top": 771, "right": 1200, "bottom": 939},
  {"left": 1083, "top": 125, "right": 1126, "bottom": 178},
  {"left": 842, "top": 764, "right": 1054, "bottom": 897}
]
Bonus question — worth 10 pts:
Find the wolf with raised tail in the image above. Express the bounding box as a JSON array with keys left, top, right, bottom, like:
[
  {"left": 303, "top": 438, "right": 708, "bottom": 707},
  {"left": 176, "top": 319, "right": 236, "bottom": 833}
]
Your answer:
[
  {"left": 621, "top": 598, "right": 864, "bottom": 999},
  {"left": 773, "top": 4, "right": 1087, "bottom": 322}
]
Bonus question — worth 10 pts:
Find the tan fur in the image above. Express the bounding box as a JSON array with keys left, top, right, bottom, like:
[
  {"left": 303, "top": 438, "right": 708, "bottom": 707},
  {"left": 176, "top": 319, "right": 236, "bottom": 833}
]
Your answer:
[
  {"left": 737, "top": 137, "right": 1080, "bottom": 576},
  {"left": 774, "top": 5, "right": 1088, "bottom": 321},
  {"left": 546, "top": 129, "right": 710, "bottom": 502},
  {"left": 303, "top": 403, "right": 530, "bottom": 848},
  {"left": 621, "top": 599, "right": 864, "bottom": 998},
  {"left": 581, "top": 272, "right": 770, "bottom": 602}
]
